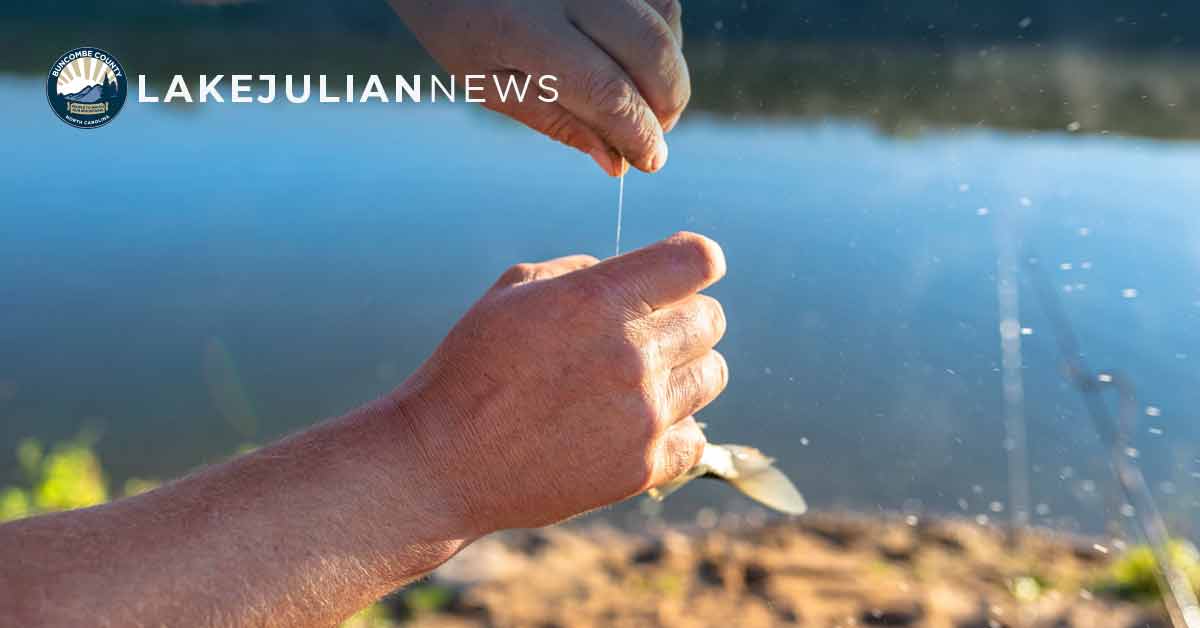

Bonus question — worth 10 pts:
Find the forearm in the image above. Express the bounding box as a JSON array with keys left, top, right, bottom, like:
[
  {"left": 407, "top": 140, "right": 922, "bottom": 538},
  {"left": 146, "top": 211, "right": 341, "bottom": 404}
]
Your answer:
[{"left": 0, "top": 395, "right": 472, "bottom": 628}]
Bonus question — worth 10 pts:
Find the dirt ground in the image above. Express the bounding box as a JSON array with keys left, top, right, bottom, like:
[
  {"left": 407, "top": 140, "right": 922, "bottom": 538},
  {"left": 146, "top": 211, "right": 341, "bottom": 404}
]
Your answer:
[{"left": 371, "top": 513, "right": 1168, "bottom": 628}]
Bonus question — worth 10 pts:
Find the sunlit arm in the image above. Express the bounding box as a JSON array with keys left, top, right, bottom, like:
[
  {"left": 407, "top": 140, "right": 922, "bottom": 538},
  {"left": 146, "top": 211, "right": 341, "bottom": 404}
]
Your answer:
[
  {"left": 0, "top": 397, "right": 473, "bottom": 628},
  {"left": 0, "top": 233, "right": 728, "bottom": 627}
]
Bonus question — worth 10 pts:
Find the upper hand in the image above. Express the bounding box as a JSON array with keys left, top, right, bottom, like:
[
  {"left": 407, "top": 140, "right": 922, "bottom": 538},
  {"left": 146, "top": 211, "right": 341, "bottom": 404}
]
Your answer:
[
  {"left": 389, "top": 0, "right": 689, "bottom": 176},
  {"left": 394, "top": 233, "right": 727, "bottom": 534}
]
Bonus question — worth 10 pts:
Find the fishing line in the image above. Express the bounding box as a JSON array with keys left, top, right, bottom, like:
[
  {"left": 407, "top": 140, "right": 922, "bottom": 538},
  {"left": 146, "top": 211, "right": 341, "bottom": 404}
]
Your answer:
[
  {"left": 1025, "top": 249, "right": 1200, "bottom": 628},
  {"left": 614, "top": 166, "right": 626, "bottom": 256}
]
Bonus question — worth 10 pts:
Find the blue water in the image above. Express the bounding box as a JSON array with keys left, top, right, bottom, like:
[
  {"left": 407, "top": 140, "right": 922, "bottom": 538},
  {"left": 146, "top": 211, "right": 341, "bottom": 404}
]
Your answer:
[{"left": 3, "top": 76, "right": 1200, "bottom": 533}]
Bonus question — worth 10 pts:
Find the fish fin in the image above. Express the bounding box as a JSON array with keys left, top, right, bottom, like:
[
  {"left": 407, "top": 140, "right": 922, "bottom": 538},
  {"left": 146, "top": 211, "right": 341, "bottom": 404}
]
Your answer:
[
  {"left": 645, "top": 442, "right": 807, "bottom": 516},
  {"left": 729, "top": 466, "right": 808, "bottom": 515}
]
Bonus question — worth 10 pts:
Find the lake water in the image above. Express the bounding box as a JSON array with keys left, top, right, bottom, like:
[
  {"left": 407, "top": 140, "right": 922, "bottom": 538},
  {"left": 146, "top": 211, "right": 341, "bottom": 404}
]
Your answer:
[{"left": 4, "top": 44, "right": 1200, "bottom": 535}]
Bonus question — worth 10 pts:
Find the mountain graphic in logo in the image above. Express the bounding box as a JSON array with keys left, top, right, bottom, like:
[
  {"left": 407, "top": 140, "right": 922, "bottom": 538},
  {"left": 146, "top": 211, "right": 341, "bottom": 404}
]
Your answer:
[
  {"left": 62, "top": 80, "right": 118, "bottom": 104},
  {"left": 62, "top": 84, "right": 103, "bottom": 103},
  {"left": 46, "top": 47, "right": 128, "bottom": 129}
]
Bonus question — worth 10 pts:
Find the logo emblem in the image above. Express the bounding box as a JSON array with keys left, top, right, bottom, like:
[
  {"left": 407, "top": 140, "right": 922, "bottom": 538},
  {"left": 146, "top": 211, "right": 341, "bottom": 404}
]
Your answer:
[{"left": 46, "top": 47, "right": 127, "bottom": 129}]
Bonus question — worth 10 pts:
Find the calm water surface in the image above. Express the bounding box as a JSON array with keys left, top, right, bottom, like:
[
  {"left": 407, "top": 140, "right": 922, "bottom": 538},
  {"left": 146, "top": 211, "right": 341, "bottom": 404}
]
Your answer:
[{"left": 3, "top": 74, "right": 1200, "bottom": 533}]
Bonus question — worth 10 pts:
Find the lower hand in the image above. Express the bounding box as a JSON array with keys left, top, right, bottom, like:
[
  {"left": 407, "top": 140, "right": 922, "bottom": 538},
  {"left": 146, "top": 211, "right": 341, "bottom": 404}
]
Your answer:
[
  {"left": 394, "top": 232, "right": 728, "bottom": 534},
  {"left": 389, "top": 0, "right": 689, "bottom": 176}
]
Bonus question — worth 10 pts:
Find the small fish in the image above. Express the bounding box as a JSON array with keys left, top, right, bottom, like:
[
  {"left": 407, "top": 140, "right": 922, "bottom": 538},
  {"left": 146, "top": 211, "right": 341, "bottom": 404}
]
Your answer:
[{"left": 647, "top": 439, "right": 807, "bottom": 516}]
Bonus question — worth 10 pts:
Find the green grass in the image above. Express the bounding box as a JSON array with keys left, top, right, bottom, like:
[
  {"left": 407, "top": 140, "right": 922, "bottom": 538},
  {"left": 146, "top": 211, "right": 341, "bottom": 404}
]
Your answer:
[{"left": 1097, "top": 541, "right": 1200, "bottom": 601}]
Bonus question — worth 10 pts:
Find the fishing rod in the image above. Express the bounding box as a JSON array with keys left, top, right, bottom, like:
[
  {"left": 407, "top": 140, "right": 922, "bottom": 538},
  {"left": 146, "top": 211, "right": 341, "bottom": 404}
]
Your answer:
[{"left": 1024, "top": 250, "right": 1200, "bottom": 628}]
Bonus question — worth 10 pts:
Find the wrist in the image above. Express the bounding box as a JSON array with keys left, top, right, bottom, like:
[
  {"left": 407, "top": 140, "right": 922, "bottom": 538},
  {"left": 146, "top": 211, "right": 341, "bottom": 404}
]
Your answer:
[
  {"left": 312, "top": 392, "right": 479, "bottom": 583},
  {"left": 380, "top": 360, "right": 514, "bottom": 538},
  {"left": 359, "top": 385, "right": 485, "bottom": 538}
]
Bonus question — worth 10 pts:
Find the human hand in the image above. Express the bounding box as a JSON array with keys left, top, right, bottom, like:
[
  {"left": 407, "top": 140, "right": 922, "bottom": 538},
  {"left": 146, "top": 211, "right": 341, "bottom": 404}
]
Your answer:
[
  {"left": 389, "top": 0, "right": 689, "bottom": 176},
  {"left": 393, "top": 233, "right": 727, "bottom": 534}
]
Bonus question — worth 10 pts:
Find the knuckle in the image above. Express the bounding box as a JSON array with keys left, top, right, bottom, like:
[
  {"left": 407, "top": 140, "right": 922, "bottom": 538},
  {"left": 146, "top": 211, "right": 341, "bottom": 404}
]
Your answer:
[
  {"left": 659, "top": 454, "right": 687, "bottom": 486},
  {"left": 665, "top": 60, "right": 691, "bottom": 117},
  {"left": 695, "top": 295, "right": 727, "bottom": 342},
  {"left": 542, "top": 110, "right": 581, "bottom": 148},
  {"left": 573, "top": 268, "right": 648, "bottom": 315},
  {"left": 710, "top": 350, "right": 730, "bottom": 391},
  {"left": 647, "top": 64, "right": 688, "bottom": 129},
  {"left": 497, "top": 262, "right": 534, "bottom": 285},
  {"left": 670, "top": 232, "right": 727, "bottom": 284},
  {"left": 676, "top": 318, "right": 704, "bottom": 356},
  {"left": 662, "top": 430, "right": 703, "bottom": 482},
  {"left": 613, "top": 337, "right": 654, "bottom": 387},
  {"left": 679, "top": 364, "right": 704, "bottom": 403},
  {"left": 676, "top": 354, "right": 723, "bottom": 413},
  {"left": 584, "top": 71, "right": 640, "bottom": 120},
  {"left": 636, "top": 5, "right": 688, "bottom": 117},
  {"left": 631, "top": 392, "right": 661, "bottom": 439},
  {"left": 641, "top": 13, "right": 675, "bottom": 57}
]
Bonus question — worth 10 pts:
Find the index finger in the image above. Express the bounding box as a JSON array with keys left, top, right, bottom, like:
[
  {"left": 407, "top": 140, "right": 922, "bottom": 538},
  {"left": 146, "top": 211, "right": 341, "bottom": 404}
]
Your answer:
[
  {"left": 644, "top": 0, "right": 683, "bottom": 47},
  {"left": 567, "top": 0, "right": 690, "bottom": 132},
  {"left": 509, "top": 24, "right": 668, "bottom": 173},
  {"left": 589, "top": 232, "right": 726, "bottom": 310}
]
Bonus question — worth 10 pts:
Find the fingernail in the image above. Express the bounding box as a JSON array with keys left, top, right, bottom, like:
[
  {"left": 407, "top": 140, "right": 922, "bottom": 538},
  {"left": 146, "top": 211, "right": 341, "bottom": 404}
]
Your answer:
[
  {"left": 650, "top": 139, "right": 669, "bottom": 172},
  {"left": 588, "top": 147, "right": 616, "bottom": 176}
]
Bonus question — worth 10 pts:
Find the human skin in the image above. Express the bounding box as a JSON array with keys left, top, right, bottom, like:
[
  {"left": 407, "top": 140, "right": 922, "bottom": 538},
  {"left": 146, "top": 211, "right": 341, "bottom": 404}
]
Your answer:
[
  {"left": 389, "top": 0, "right": 689, "bottom": 176},
  {"left": 0, "top": 232, "right": 728, "bottom": 627}
]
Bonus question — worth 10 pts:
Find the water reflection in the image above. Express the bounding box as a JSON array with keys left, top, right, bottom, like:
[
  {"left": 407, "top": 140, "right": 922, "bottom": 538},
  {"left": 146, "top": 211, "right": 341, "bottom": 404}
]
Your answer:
[{"left": 2, "top": 6, "right": 1200, "bottom": 536}]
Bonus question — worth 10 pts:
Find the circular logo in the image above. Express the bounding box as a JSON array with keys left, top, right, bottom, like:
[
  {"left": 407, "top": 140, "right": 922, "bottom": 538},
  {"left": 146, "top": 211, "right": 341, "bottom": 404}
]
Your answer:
[{"left": 46, "top": 47, "right": 127, "bottom": 129}]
